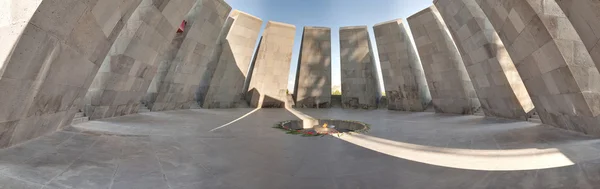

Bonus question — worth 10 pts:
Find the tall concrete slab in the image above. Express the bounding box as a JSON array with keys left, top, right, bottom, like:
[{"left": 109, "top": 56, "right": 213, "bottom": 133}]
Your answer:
[
  {"left": 147, "top": 0, "right": 231, "bottom": 111},
  {"left": 339, "top": 26, "right": 379, "bottom": 109},
  {"left": 84, "top": 0, "right": 197, "bottom": 119},
  {"left": 0, "top": 0, "right": 142, "bottom": 147},
  {"left": 373, "top": 19, "right": 431, "bottom": 111},
  {"left": 557, "top": 1, "right": 600, "bottom": 74},
  {"left": 434, "top": 0, "right": 534, "bottom": 120},
  {"left": 246, "top": 21, "right": 296, "bottom": 108},
  {"left": 293, "top": 27, "right": 332, "bottom": 108},
  {"left": 476, "top": 0, "right": 600, "bottom": 135},
  {"left": 203, "top": 10, "right": 263, "bottom": 108},
  {"left": 407, "top": 6, "right": 481, "bottom": 114}
]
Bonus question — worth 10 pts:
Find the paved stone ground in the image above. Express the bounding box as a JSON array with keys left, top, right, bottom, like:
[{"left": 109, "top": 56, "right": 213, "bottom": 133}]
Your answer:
[{"left": 1, "top": 108, "right": 600, "bottom": 188}]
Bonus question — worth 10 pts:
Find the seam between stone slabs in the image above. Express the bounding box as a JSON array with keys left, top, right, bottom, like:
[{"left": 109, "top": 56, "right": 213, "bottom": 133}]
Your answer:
[
  {"left": 0, "top": 173, "right": 45, "bottom": 189},
  {"left": 0, "top": 132, "right": 77, "bottom": 173},
  {"left": 108, "top": 136, "right": 126, "bottom": 189},
  {"left": 151, "top": 140, "right": 173, "bottom": 189},
  {"left": 43, "top": 137, "right": 101, "bottom": 187}
]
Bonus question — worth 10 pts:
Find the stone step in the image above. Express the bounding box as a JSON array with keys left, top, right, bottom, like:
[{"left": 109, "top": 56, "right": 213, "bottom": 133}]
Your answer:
[
  {"left": 190, "top": 102, "right": 202, "bottom": 109},
  {"left": 74, "top": 112, "right": 85, "bottom": 118},
  {"left": 138, "top": 104, "right": 151, "bottom": 113},
  {"left": 474, "top": 110, "right": 485, "bottom": 116},
  {"left": 72, "top": 116, "right": 89, "bottom": 125},
  {"left": 138, "top": 107, "right": 150, "bottom": 113}
]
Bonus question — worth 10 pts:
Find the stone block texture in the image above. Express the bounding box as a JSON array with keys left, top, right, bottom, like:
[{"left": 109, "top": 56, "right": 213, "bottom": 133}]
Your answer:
[
  {"left": 147, "top": 0, "right": 231, "bottom": 111},
  {"left": 557, "top": 1, "right": 600, "bottom": 73},
  {"left": 476, "top": 0, "right": 600, "bottom": 135},
  {"left": 339, "top": 26, "right": 379, "bottom": 109},
  {"left": 293, "top": 27, "right": 332, "bottom": 108},
  {"left": 203, "top": 10, "right": 263, "bottom": 108},
  {"left": 84, "top": 0, "right": 198, "bottom": 120},
  {"left": 0, "top": 0, "right": 142, "bottom": 147},
  {"left": 373, "top": 19, "right": 432, "bottom": 111},
  {"left": 435, "top": 0, "right": 534, "bottom": 120},
  {"left": 407, "top": 6, "right": 481, "bottom": 114},
  {"left": 246, "top": 21, "right": 296, "bottom": 108}
]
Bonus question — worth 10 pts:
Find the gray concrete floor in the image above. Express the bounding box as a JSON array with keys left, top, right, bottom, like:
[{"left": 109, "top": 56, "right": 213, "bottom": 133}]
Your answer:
[{"left": 1, "top": 108, "right": 600, "bottom": 189}]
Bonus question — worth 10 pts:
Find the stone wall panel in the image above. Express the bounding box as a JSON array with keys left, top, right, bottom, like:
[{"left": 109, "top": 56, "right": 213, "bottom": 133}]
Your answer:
[
  {"left": 246, "top": 21, "right": 296, "bottom": 108},
  {"left": 0, "top": 0, "right": 142, "bottom": 147},
  {"left": 407, "top": 6, "right": 481, "bottom": 114},
  {"left": 435, "top": 0, "right": 534, "bottom": 119},
  {"left": 293, "top": 26, "right": 332, "bottom": 108},
  {"left": 373, "top": 19, "right": 431, "bottom": 111},
  {"left": 203, "top": 10, "right": 263, "bottom": 108},
  {"left": 339, "top": 26, "right": 379, "bottom": 109},
  {"left": 476, "top": 0, "right": 600, "bottom": 135}
]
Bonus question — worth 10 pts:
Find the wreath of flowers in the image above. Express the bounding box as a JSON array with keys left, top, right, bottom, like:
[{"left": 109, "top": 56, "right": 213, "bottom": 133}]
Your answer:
[{"left": 273, "top": 119, "right": 371, "bottom": 137}]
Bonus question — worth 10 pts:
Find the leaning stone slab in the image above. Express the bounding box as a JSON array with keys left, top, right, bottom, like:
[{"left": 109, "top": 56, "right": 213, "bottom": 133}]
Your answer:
[
  {"left": 147, "top": 0, "right": 231, "bottom": 111},
  {"left": 339, "top": 26, "right": 379, "bottom": 109},
  {"left": 477, "top": 0, "right": 600, "bottom": 135},
  {"left": 0, "top": 0, "right": 141, "bottom": 147},
  {"left": 435, "top": 0, "right": 534, "bottom": 120},
  {"left": 293, "top": 26, "right": 332, "bottom": 108},
  {"left": 373, "top": 19, "right": 432, "bottom": 111},
  {"left": 84, "top": 0, "right": 198, "bottom": 120},
  {"left": 407, "top": 6, "right": 481, "bottom": 114},
  {"left": 203, "top": 10, "right": 263, "bottom": 109},
  {"left": 246, "top": 21, "right": 296, "bottom": 108}
]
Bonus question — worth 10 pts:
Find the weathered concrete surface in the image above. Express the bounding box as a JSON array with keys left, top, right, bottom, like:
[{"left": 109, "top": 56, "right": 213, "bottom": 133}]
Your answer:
[
  {"left": 84, "top": 0, "right": 198, "bottom": 120},
  {"left": 246, "top": 21, "right": 296, "bottom": 108},
  {"left": 435, "top": 0, "right": 534, "bottom": 120},
  {"left": 407, "top": 6, "right": 481, "bottom": 114},
  {"left": 293, "top": 27, "right": 332, "bottom": 108},
  {"left": 557, "top": 1, "right": 600, "bottom": 73},
  {"left": 0, "top": 0, "right": 142, "bottom": 148},
  {"left": 339, "top": 26, "right": 379, "bottom": 109},
  {"left": 373, "top": 19, "right": 431, "bottom": 111},
  {"left": 477, "top": 0, "right": 600, "bottom": 135},
  {"left": 147, "top": 0, "right": 231, "bottom": 111},
  {"left": 203, "top": 10, "right": 263, "bottom": 108}
]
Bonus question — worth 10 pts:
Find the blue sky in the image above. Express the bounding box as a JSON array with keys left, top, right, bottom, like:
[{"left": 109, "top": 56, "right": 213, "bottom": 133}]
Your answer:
[{"left": 224, "top": 0, "right": 432, "bottom": 92}]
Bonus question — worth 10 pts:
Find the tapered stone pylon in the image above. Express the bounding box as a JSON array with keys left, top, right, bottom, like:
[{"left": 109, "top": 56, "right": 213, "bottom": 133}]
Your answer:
[
  {"left": 407, "top": 6, "right": 481, "bottom": 114},
  {"left": 434, "top": 0, "right": 534, "bottom": 119},
  {"left": 476, "top": 0, "right": 600, "bottom": 135},
  {"left": 373, "top": 19, "right": 431, "bottom": 111}
]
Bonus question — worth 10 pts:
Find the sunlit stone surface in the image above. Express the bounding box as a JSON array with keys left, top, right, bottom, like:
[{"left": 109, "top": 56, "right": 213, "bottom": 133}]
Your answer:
[
  {"left": 294, "top": 26, "right": 332, "bottom": 108},
  {"left": 434, "top": 0, "right": 534, "bottom": 120},
  {"left": 204, "top": 10, "right": 263, "bottom": 108},
  {"left": 476, "top": 0, "right": 600, "bottom": 135},
  {"left": 556, "top": 0, "right": 600, "bottom": 73},
  {"left": 246, "top": 21, "right": 296, "bottom": 108},
  {"left": 407, "top": 6, "right": 481, "bottom": 114},
  {"left": 373, "top": 19, "right": 431, "bottom": 111},
  {"left": 339, "top": 26, "right": 379, "bottom": 109}
]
